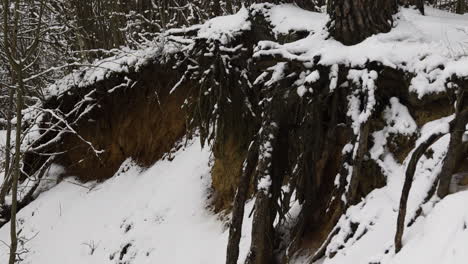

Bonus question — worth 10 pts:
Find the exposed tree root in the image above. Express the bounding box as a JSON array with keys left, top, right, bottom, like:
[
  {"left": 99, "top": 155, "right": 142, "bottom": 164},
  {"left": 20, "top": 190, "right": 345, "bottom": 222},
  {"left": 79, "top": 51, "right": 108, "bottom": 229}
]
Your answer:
[
  {"left": 394, "top": 132, "right": 444, "bottom": 253},
  {"left": 396, "top": 85, "right": 468, "bottom": 253},
  {"left": 226, "top": 142, "right": 259, "bottom": 264}
]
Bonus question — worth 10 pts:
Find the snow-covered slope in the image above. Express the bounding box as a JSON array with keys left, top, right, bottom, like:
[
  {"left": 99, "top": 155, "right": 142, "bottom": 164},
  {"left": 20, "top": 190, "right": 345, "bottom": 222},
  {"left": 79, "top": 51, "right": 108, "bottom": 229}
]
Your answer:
[
  {"left": 1, "top": 4, "right": 468, "bottom": 264},
  {"left": 0, "top": 141, "right": 253, "bottom": 264},
  {"left": 1, "top": 129, "right": 466, "bottom": 264},
  {"left": 392, "top": 191, "right": 468, "bottom": 264}
]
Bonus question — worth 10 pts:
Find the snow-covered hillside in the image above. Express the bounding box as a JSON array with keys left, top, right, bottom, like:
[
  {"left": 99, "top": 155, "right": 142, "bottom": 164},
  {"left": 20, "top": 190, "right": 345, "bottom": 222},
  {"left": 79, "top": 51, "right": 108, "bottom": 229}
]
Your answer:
[
  {"left": 1, "top": 3, "right": 468, "bottom": 264},
  {"left": 1, "top": 132, "right": 467, "bottom": 264},
  {"left": 0, "top": 141, "right": 254, "bottom": 264},
  {"left": 309, "top": 116, "right": 468, "bottom": 264}
]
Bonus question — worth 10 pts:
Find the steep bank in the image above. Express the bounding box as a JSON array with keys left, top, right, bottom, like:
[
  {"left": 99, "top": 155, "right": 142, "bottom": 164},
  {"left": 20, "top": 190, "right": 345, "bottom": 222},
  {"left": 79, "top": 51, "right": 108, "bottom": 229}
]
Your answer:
[
  {"left": 1, "top": 4, "right": 468, "bottom": 264},
  {"left": 25, "top": 49, "right": 191, "bottom": 181}
]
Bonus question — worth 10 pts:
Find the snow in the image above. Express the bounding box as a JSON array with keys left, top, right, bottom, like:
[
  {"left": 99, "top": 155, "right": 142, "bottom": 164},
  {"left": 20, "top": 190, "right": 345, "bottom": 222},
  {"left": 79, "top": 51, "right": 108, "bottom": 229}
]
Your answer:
[
  {"left": 370, "top": 97, "right": 417, "bottom": 160},
  {"left": 46, "top": 5, "right": 468, "bottom": 101},
  {"left": 0, "top": 140, "right": 254, "bottom": 264},
  {"left": 305, "top": 70, "right": 320, "bottom": 84},
  {"left": 0, "top": 130, "right": 6, "bottom": 144},
  {"left": 258, "top": 175, "right": 272, "bottom": 193},
  {"left": 45, "top": 40, "right": 187, "bottom": 98},
  {"left": 297, "top": 85, "right": 308, "bottom": 97},
  {"left": 314, "top": 114, "right": 454, "bottom": 264},
  {"left": 45, "top": 6, "right": 254, "bottom": 99},
  {"left": 254, "top": 7, "right": 468, "bottom": 99},
  {"left": 0, "top": 130, "right": 6, "bottom": 183},
  {"left": 197, "top": 7, "right": 251, "bottom": 44},
  {"left": 253, "top": 3, "right": 326, "bottom": 36},
  {"left": 265, "top": 62, "right": 287, "bottom": 87},
  {"left": 391, "top": 191, "right": 468, "bottom": 264},
  {"left": 384, "top": 98, "right": 418, "bottom": 136},
  {"left": 346, "top": 69, "right": 378, "bottom": 134},
  {"left": 5, "top": 4, "right": 468, "bottom": 264}
]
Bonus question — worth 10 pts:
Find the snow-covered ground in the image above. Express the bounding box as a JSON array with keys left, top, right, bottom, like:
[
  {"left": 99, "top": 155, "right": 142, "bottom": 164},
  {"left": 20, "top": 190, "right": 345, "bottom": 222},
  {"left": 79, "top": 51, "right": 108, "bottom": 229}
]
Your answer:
[
  {"left": 0, "top": 141, "right": 253, "bottom": 264},
  {"left": 0, "top": 130, "right": 7, "bottom": 183},
  {"left": 1, "top": 130, "right": 466, "bottom": 264},
  {"left": 0, "top": 130, "right": 6, "bottom": 144}
]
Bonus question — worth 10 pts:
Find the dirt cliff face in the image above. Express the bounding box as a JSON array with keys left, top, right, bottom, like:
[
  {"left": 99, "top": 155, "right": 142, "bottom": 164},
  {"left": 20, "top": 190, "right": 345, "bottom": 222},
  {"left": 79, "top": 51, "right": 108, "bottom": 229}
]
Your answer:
[
  {"left": 63, "top": 69, "right": 190, "bottom": 181},
  {"left": 25, "top": 60, "right": 191, "bottom": 182}
]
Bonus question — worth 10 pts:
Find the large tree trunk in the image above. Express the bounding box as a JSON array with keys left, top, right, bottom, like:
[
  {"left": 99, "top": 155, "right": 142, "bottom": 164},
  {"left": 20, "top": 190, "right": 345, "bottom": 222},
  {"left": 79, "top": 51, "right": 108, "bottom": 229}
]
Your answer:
[
  {"left": 327, "top": 0, "right": 398, "bottom": 45},
  {"left": 456, "top": 0, "right": 466, "bottom": 14}
]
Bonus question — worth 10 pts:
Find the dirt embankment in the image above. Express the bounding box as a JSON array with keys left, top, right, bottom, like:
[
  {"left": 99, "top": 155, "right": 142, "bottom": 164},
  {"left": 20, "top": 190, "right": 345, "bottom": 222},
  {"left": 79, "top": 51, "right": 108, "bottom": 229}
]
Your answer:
[{"left": 25, "top": 60, "right": 192, "bottom": 182}]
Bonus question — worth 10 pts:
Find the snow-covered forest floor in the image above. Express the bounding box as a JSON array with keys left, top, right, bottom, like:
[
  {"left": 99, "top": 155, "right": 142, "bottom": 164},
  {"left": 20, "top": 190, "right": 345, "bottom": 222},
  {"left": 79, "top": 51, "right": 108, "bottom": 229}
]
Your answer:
[
  {"left": 1, "top": 3, "right": 468, "bottom": 264},
  {"left": 0, "top": 140, "right": 254, "bottom": 264}
]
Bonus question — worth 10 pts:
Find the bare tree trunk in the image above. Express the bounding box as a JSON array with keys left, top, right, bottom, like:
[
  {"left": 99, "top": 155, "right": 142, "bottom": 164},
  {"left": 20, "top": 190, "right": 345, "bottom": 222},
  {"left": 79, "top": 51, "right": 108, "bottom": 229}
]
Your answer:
[
  {"left": 8, "top": 68, "right": 23, "bottom": 264},
  {"left": 1, "top": 0, "right": 45, "bottom": 261},
  {"left": 327, "top": 0, "right": 398, "bottom": 45}
]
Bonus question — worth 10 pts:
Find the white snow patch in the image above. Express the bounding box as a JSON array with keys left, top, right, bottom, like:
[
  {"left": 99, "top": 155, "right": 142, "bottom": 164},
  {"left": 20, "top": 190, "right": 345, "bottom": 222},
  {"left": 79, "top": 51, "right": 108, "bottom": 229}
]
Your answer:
[
  {"left": 197, "top": 7, "right": 251, "bottom": 44},
  {"left": 384, "top": 97, "right": 418, "bottom": 136},
  {"left": 255, "top": 7, "right": 468, "bottom": 98},
  {"left": 0, "top": 140, "right": 254, "bottom": 264},
  {"left": 260, "top": 4, "right": 326, "bottom": 36},
  {"left": 319, "top": 115, "right": 454, "bottom": 264}
]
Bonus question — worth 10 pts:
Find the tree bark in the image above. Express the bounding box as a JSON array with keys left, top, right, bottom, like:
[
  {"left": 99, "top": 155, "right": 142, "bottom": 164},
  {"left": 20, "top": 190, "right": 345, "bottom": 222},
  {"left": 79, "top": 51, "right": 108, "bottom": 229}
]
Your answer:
[
  {"left": 246, "top": 191, "right": 275, "bottom": 264},
  {"left": 456, "top": 0, "right": 466, "bottom": 14},
  {"left": 9, "top": 67, "right": 23, "bottom": 264},
  {"left": 245, "top": 125, "right": 279, "bottom": 264},
  {"left": 2, "top": 0, "right": 45, "bottom": 261},
  {"left": 226, "top": 143, "right": 258, "bottom": 264},
  {"left": 346, "top": 121, "right": 370, "bottom": 204},
  {"left": 328, "top": 0, "right": 398, "bottom": 45}
]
